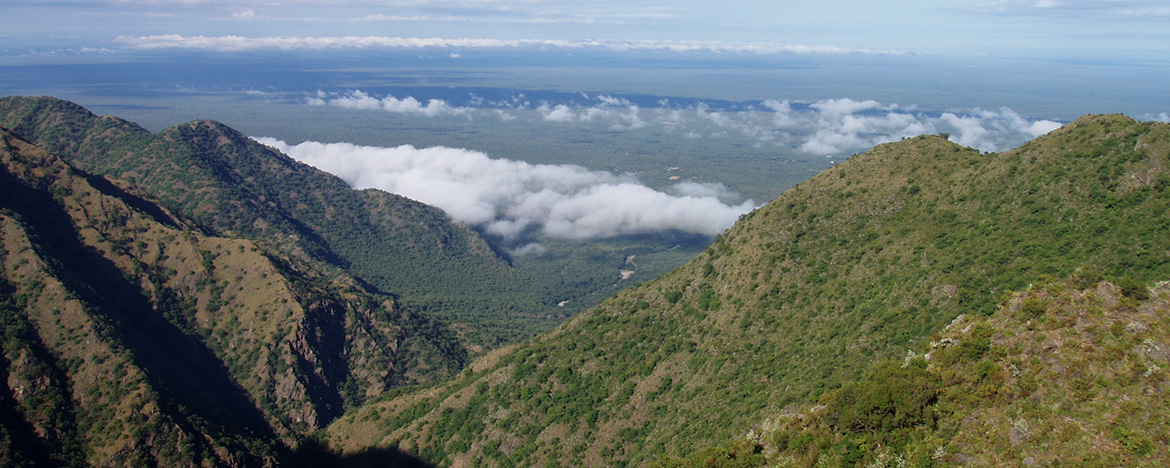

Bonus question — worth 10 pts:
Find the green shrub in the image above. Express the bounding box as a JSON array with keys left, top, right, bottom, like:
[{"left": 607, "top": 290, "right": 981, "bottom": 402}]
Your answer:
[
  {"left": 1116, "top": 278, "right": 1149, "bottom": 300},
  {"left": 821, "top": 359, "right": 939, "bottom": 437}
]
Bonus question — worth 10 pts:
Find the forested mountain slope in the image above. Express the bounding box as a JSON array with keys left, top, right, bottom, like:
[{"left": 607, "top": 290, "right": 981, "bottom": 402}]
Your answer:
[
  {"left": 0, "top": 127, "right": 457, "bottom": 466},
  {"left": 0, "top": 96, "right": 555, "bottom": 345},
  {"left": 323, "top": 115, "right": 1170, "bottom": 467}
]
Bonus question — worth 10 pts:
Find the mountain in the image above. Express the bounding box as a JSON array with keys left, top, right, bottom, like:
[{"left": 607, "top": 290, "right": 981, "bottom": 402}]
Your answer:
[
  {"left": 0, "top": 97, "right": 710, "bottom": 466},
  {"left": 652, "top": 276, "right": 1170, "bottom": 467},
  {"left": 0, "top": 126, "right": 458, "bottom": 466},
  {"left": 321, "top": 114, "right": 1170, "bottom": 467},
  {"left": 3, "top": 97, "right": 1167, "bottom": 467},
  {"left": 0, "top": 96, "right": 583, "bottom": 346}
]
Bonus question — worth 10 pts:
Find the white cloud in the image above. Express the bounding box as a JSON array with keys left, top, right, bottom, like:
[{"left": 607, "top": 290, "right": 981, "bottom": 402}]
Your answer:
[
  {"left": 797, "top": 100, "right": 929, "bottom": 154},
  {"left": 539, "top": 104, "right": 577, "bottom": 122},
  {"left": 695, "top": 102, "right": 733, "bottom": 127},
  {"left": 356, "top": 13, "right": 609, "bottom": 25},
  {"left": 116, "top": 35, "right": 559, "bottom": 51},
  {"left": 810, "top": 98, "right": 886, "bottom": 115},
  {"left": 971, "top": 0, "right": 1170, "bottom": 18},
  {"left": 510, "top": 242, "right": 547, "bottom": 256},
  {"left": 669, "top": 181, "right": 739, "bottom": 199},
  {"left": 301, "top": 90, "right": 1066, "bottom": 154},
  {"left": 536, "top": 96, "right": 646, "bottom": 129},
  {"left": 253, "top": 138, "right": 755, "bottom": 242},
  {"left": 764, "top": 99, "right": 1061, "bottom": 154},
  {"left": 115, "top": 35, "right": 907, "bottom": 55},
  {"left": 1025, "top": 119, "right": 1063, "bottom": 136},
  {"left": 308, "top": 90, "right": 467, "bottom": 116}
]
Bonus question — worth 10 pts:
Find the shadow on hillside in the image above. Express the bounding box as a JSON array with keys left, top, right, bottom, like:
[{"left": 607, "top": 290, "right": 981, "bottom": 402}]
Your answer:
[
  {"left": 83, "top": 171, "right": 180, "bottom": 228},
  {"left": 0, "top": 158, "right": 279, "bottom": 462},
  {"left": 287, "top": 438, "right": 435, "bottom": 468}
]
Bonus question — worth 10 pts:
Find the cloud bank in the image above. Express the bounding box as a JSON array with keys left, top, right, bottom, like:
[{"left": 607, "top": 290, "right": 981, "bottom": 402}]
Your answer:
[{"left": 253, "top": 138, "right": 755, "bottom": 243}]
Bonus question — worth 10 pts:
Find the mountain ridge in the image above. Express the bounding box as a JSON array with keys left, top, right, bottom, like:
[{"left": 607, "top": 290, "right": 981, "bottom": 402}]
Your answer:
[
  {"left": 0, "top": 96, "right": 552, "bottom": 346},
  {"left": 0, "top": 124, "right": 463, "bottom": 466}
]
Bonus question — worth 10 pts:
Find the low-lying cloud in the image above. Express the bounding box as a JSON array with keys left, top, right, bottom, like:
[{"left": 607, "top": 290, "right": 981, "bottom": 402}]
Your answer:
[
  {"left": 574, "top": 97, "right": 1062, "bottom": 153},
  {"left": 537, "top": 95, "right": 646, "bottom": 129},
  {"left": 308, "top": 90, "right": 467, "bottom": 116},
  {"left": 253, "top": 138, "right": 755, "bottom": 244},
  {"left": 767, "top": 99, "right": 1063, "bottom": 154}
]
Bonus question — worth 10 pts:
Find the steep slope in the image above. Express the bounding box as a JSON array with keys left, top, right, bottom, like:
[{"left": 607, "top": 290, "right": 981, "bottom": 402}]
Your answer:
[
  {"left": 0, "top": 96, "right": 555, "bottom": 345},
  {"left": 0, "top": 127, "right": 460, "bottom": 466},
  {"left": 322, "top": 115, "right": 1170, "bottom": 467},
  {"left": 653, "top": 276, "right": 1170, "bottom": 467}
]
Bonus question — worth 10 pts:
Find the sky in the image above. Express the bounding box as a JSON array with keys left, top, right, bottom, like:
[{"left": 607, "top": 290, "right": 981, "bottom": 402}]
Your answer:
[
  {"left": 4, "top": 0, "right": 1169, "bottom": 58},
  {"left": 2, "top": 0, "right": 1167, "bottom": 245}
]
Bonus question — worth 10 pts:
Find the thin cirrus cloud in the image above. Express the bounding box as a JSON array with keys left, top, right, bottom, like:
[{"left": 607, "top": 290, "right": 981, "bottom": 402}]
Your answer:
[
  {"left": 969, "top": 0, "right": 1170, "bottom": 17},
  {"left": 253, "top": 137, "right": 756, "bottom": 245},
  {"left": 114, "top": 35, "right": 907, "bottom": 55},
  {"left": 305, "top": 90, "right": 1065, "bottom": 154}
]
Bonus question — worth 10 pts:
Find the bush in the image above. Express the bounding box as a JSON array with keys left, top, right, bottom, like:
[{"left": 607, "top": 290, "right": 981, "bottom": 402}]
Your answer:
[
  {"left": 1021, "top": 297, "right": 1046, "bottom": 318},
  {"left": 697, "top": 288, "right": 721, "bottom": 311},
  {"left": 1069, "top": 267, "right": 1104, "bottom": 289},
  {"left": 1116, "top": 278, "right": 1149, "bottom": 300},
  {"left": 821, "top": 359, "right": 939, "bottom": 437}
]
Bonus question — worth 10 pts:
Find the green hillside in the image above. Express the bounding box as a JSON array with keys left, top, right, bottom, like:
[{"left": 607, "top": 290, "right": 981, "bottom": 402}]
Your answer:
[
  {"left": 322, "top": 115, "right": 1170, "bottom": 467},
  {"left": 653, "top": 276, "right": 1170, "bottom": 467},
  {"left": 0, "top": 126, "right": 458, "bottom": 466}
]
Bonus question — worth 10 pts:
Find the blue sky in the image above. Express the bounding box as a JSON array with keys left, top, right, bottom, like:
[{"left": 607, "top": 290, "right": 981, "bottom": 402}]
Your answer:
[{"left": 4, "top": 0, "right": 1169, "bottom": 58}]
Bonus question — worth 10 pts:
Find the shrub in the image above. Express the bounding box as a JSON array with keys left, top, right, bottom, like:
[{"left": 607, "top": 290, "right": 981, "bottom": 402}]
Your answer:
[
  {"left": 1021, "top": 297, "right": 1046, "bottom": 318},
  {"left": 1116, "top": 278, "right": 1149, "bottom": 300},
  {"left": 821, "top": 359, "right": 939, "bottom": 437},
  {"left": 697, "top": 288, "right": 721, "bottom": 311}
]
